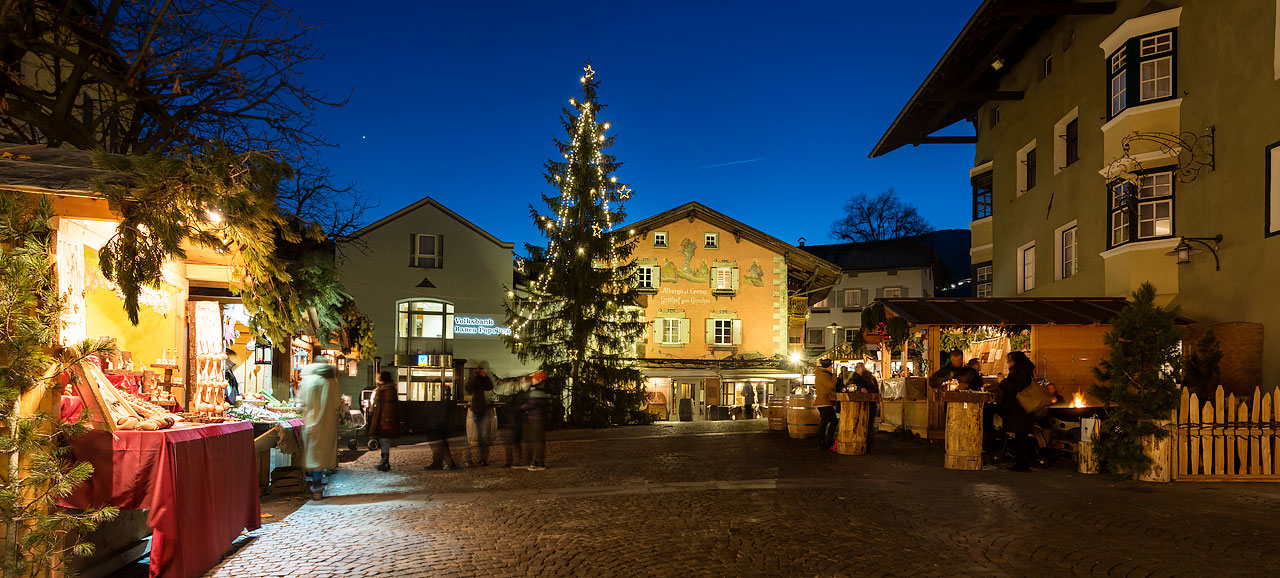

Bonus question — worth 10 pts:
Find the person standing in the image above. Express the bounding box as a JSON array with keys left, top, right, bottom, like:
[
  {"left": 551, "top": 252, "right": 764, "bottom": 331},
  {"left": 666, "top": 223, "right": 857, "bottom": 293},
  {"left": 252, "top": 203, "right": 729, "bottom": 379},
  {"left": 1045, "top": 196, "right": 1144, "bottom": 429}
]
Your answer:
[
  {"left": 998, "top": 351, "right": 1037, "bottom": 472},
  {"left": 497, "top": 377, "right": 528, "bottom": 468},
  {"left": 367, "top": 371, "right": 401, "bottom": 472},
  {"left": 742, "top": 384, "right": 755, "bottom": 420},
  {"left": 522, "top": 382, "right": 550, "bottom": 470},
  {"left": 423, "top": 390, "right": 459, "bottom": 471},
  {"left": 223, "top": 348, "right": 241, "bottom": 406},
  {"left": 931, "top": 349, "right": 981, "bottom": 390},
  {"left": 813, "top": 359, "right": 839, "bottom": 451},
  {"left": 465, "top": 362, "right": 495, "bottom": 466},
  {"left": 299, "top": 356, "right": 341, "bottom": 500},
  {"left": 852, "top": 362, "right": 880, "bottom": 452}
]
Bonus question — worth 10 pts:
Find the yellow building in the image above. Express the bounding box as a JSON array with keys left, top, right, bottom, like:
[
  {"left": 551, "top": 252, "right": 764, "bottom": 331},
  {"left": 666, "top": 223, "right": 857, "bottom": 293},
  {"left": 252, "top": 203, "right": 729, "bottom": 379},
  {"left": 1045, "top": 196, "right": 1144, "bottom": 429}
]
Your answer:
[{"left": 621, "top": 203, "right": 840, "bottom": 420}]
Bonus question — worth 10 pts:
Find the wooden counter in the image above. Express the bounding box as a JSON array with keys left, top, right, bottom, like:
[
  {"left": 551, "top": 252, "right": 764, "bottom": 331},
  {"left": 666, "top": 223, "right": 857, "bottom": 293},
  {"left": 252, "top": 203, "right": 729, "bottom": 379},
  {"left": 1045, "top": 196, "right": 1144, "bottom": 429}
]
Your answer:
[{"left": 834, "top": 392, "right": 881, "bottom": 455}]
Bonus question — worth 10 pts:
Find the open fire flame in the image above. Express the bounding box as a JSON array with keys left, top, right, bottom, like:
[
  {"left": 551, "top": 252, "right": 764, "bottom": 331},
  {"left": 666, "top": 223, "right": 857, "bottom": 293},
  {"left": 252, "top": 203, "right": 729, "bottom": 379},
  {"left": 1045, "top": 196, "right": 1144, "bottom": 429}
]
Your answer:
[{"left": 1071, "top": 391, "right": 1086, "bottom": 408}]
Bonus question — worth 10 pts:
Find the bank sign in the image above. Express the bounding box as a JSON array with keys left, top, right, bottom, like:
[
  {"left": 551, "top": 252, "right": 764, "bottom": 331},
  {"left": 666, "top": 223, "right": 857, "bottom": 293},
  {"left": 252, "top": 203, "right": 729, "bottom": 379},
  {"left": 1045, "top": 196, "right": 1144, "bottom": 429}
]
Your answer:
[{"left": 453, "top": 315, "right": 512, "bottom": 338}]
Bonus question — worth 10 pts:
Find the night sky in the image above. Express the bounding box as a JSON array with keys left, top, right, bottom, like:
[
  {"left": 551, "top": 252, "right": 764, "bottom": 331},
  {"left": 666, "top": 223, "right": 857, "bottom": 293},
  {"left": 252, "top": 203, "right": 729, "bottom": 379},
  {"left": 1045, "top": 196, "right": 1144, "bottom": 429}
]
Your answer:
[{"left": 291, "top": 0, "right": 982, "bottom": 250}]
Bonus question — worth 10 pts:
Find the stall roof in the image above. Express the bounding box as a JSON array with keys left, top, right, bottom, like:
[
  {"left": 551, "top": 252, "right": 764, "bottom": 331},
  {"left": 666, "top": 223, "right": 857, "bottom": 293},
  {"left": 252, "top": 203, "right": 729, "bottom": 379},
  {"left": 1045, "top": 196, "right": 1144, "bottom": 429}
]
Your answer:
[
  {"left": 880, "top": 297, "right": 1194, "bottom": 326},
  {"left": 0, "top": 143, "right": 128, "bottom": 195}
]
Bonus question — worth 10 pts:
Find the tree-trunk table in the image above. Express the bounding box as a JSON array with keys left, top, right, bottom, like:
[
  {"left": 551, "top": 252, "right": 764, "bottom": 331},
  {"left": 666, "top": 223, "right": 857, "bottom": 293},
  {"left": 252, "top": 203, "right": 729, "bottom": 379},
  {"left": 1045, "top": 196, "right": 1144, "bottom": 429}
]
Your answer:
[
  {"left": 941, "top": 390, "right": 996, "bottom": 470},
  {"left": 834, "top": 392, "right": 882, "bottom": 455}
]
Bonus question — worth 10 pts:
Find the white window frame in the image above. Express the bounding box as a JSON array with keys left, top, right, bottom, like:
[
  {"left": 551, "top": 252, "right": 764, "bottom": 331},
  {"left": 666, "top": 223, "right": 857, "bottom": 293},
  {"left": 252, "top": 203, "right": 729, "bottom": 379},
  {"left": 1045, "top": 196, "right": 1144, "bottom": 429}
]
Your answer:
[
  {"left": 1139, "top": 55, "right": 1173, "bottom": 102},
  {"left": 806, "top": 328, "right": 825, "bottom": 346},
  {"left": 715, "top": 268, "right": 733, "bottom": 291},
  {"left": 704, "top": 232, "right": 719, "bottom": 249},
  {"left": 660, "top": 318, "right": 681, "bottom": 345},
  {"left": 1110, "top": 170, "right": 1174, "bottom": 247},
  {"left": 712, "top": 319, "right": 733, "bottom": 345},
  {"left": 882, "top": 287, "right": 902, "bottom": 299},
  {"left": 652, "top": 231, "right": 668, "bottom": 248},
  {"left": 1053, "top": 107, "right": 1080, "bottom": 175},
  {"left": 844, "top": 328, "right": 858, "bottom": 343},
  {"left": 1110, "top": 48, "right": 1128, "bottom": 116},
  {"left": 976, "top": 283, "right": 993, "bottom": 298},
  {"left": 1054, "top": 220, "right": 1079, "bottom": 280},
  {"left": 411, "top": 234, "right": 442, "bottom": 268},
  {"left": 842, "top": 288, "right": 862, "bottom": 309},
  {"left": 1017, "top": 241, "right": 1036, "bottom": 294},
  {"left": 812, "top": 296, "right": 829, "bottom": 309},
  {"left": 1016, "top": 140, "right": 1037, "bottom": 195},
  {"left": 636, "top": 266, "right": 656, "bottom": 289}
]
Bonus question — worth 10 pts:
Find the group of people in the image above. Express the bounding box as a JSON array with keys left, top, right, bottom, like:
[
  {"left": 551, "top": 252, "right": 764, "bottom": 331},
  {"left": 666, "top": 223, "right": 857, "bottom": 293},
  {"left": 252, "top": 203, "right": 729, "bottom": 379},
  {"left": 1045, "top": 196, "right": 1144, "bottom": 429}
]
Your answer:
[
  {"left": 366, "top": 363, "right": 552, "bottom": 475},
  {"left": 929, "top": 348, "right": 1039, "bottom": 472},
  {"left": 812, "top": 359, "right": 882, "bottom": 453}
]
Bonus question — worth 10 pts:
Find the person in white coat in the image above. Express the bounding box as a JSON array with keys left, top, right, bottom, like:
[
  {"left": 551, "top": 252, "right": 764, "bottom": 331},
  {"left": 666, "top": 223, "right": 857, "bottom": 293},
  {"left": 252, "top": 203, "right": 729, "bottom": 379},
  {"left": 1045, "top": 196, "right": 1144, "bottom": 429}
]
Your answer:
[{"left": 299, "top": 357, "right": 341, "bottom": 500}]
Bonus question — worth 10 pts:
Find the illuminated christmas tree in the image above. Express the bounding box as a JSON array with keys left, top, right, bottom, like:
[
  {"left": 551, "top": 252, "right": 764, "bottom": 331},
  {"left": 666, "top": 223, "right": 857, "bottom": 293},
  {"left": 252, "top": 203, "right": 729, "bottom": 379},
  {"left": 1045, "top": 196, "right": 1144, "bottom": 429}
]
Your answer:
[{"left": 504, "top": 64, "right": 648, "bottom": 427}]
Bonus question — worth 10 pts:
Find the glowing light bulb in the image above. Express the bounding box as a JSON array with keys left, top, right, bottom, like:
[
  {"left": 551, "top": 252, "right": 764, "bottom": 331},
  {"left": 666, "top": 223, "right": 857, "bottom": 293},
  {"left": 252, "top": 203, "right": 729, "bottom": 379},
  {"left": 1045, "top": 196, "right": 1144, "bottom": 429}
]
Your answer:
[
  {"left": 507, "top": 291, "right": 515, "bottom": 298},
  {"left": 205, "top": 209, "right": 223, "bottom": 224},
  {"left": 577, "top": 247, "right": 584, "bottom": 255},
  {"left": 569, "top": 98, "right": 576, "bottom": 105},
  {"left": 610, "top": 177, "right": 617, "bottom": 183},
  {"left": 603, "top": 122, "right": 611, "bottom": 129},
  {"left": 580, "top": 76, "right": 586, "bottom": 83}
]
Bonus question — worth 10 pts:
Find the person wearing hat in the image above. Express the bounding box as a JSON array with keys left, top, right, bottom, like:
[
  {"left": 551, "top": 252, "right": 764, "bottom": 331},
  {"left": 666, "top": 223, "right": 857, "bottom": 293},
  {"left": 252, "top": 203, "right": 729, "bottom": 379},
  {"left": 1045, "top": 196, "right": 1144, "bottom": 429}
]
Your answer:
[{"left": 813, "top": 359, "right": 839, "bottom": 451}]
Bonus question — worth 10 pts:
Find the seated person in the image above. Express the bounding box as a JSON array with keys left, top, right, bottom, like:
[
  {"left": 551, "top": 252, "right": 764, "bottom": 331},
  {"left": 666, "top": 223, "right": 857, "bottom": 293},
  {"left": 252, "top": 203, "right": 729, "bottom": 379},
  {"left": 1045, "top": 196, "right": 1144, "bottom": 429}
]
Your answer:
[{"left": 1045, "top": 383, "right": 1064, "bottom": 405}]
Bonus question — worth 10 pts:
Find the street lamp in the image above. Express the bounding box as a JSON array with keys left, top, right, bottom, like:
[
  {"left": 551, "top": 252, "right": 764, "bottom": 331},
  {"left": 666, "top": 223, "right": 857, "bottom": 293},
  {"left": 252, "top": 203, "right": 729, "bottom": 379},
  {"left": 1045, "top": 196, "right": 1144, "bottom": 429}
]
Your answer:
[{"left": 1165, "top": 235, "right": 1223, "bottom": 271}]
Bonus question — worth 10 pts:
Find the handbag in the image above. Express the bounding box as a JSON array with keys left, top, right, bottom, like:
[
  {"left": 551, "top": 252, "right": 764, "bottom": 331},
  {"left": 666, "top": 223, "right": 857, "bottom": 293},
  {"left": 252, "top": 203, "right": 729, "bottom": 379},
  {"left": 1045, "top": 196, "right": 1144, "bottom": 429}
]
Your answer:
[{"left": 1017, "top": 380, "right": 1053, "bottom": 414}]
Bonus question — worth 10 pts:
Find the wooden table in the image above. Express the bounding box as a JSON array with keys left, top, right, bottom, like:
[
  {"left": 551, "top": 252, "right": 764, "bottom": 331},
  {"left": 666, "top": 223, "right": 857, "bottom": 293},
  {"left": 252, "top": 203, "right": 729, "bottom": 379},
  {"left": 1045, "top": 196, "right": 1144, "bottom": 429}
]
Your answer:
[
  {"left": 940, "top": 390, "right": 996, "bottom": 470},
  {"left": 834, "top": 392, "right": 882, "bottom": 455}
]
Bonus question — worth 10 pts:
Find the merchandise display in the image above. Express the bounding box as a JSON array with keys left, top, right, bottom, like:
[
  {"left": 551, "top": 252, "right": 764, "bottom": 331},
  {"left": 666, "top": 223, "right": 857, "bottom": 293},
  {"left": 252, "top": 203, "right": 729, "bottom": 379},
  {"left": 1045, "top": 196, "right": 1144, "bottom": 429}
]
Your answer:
[{"left": 69, "top": 359, "right": 182, "bottom": 431}]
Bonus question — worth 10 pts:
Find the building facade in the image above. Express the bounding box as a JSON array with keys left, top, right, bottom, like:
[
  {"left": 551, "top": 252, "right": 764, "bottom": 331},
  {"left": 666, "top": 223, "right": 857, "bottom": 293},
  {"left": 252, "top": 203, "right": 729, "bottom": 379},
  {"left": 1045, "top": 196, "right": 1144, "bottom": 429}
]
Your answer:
[
  {"left": 621, "top": 203, "right": 840, "bottom": 420},
  {"left": 873, "top": 0, "right": 1280, "bottom": 385},
  {"left": 336, "top": 197, "right": 530, "bottom": 401}
]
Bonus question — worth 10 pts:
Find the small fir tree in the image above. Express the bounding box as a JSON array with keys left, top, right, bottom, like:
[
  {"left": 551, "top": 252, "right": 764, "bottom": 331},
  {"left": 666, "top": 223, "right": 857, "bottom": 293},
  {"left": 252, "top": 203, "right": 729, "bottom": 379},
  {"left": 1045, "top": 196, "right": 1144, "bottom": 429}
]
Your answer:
[
  {"left": 0, "top": 193, "right": 118, "bottom": 578},
  {"left": 504, "top": 64, "right": 648, "bottom": 427},
  {"left": 1090, "top": 282, "right": 1184, "bottom": 477},
  {"left": 1181, "top": 329, "right": 1222, "bottom": 403}
]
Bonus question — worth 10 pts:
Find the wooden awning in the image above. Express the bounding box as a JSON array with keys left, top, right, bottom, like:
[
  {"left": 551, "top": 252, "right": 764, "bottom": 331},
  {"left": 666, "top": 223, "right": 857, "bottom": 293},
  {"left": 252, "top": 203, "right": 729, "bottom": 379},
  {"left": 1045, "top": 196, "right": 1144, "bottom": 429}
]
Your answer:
[{"left": 879, "top": 297, "right": 1195, "bottom": 327}]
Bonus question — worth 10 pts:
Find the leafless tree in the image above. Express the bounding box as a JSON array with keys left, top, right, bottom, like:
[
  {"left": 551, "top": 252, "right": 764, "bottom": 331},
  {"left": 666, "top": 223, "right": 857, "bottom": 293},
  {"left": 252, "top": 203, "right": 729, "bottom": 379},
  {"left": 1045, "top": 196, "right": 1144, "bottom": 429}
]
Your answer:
[
  {"left": 0, "top": 0, "right": 371, "bottom": 233},
  {"left": 830, "top": 189, "right": 933, "bottom": 243}
]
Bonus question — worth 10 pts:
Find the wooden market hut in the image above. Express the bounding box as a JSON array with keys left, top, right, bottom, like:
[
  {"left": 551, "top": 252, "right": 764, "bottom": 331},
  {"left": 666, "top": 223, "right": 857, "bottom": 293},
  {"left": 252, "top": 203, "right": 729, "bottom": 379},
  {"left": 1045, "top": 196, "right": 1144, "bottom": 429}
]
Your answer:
[{"left": 873, "top": 297, "right": 1194, "bottom": 440}]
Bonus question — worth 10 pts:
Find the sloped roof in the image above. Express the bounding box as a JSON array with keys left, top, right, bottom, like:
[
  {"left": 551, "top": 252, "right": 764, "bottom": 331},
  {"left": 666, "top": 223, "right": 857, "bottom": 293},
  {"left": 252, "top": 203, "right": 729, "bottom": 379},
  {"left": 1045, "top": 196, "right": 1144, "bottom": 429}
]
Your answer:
[
  {"left": 802, "top": 238, "right": 937, "bottom": 272},
  {"left": 880, "top": 297, "right": 1194, "bottom": 326},
  {"left": 343, "top": 196, "right": 513, "bottom": 249},
  {"left": 870, "top": 1, "right": 1117, "bottom": 157},
  {"left": 0, "top": 143, "right": 128, "bottom": 195}
]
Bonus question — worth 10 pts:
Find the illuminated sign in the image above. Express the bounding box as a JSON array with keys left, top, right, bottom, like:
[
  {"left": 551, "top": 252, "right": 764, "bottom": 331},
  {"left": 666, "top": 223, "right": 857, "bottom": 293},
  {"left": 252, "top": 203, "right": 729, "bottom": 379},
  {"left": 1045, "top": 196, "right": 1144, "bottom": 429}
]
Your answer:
[{"left": 453, "top": 315, "right": 512, "bottom": 338}]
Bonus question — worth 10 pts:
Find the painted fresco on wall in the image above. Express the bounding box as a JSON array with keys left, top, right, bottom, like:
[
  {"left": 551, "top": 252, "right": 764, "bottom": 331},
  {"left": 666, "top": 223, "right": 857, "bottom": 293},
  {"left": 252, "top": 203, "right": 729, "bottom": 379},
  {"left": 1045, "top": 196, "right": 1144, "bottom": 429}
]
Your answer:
[
  {"left": 745, "top": 261, "right": 764, "bottom": 287},
  {"left": 658, "top": 237, "right": 712, "bottom": 284}
]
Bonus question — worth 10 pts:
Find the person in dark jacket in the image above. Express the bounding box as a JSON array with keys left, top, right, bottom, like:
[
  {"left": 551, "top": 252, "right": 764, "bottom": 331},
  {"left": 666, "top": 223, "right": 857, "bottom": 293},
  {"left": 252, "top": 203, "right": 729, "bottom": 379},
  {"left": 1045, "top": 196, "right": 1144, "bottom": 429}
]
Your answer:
[
  {"left": 223, "top": 349, "right": 241, "bottom": 406},
  {"left": 367, "top": 371, "right": 401, "bottom": 472},
  {"left": 850, "top": 362, "right": 880, "bottom": 451},
  {"left": 424, "top": 385, "right": 459, "bottom": 471},
  {"left": 465, "top": 362, "right": 496, "bottom": 466},
  {"left": 497, "top": 377, "right": 528, "bottom": 468},
  {"left": 742, "top": 385, "right": 755, "bottom": 419},
  {"left": 998, "top": 351, "right": 1037, "bottom": 471},
  {"left": 931, "top": 349, "right": 982, "bottom": 390},
  {"left": 522, "top": 382, "right": 550, "bottom": 470}
]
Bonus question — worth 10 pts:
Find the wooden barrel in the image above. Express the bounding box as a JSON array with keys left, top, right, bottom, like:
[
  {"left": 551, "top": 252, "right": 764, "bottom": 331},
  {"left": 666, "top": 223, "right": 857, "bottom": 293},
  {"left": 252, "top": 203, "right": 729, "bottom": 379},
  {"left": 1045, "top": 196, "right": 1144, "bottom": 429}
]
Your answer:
[
  {"left": 836, "top": 401, "right": 871, "bottom": 455},
  {"left": 767, "top": 396, "right": 787, "bottom": 431},
  {"left": 786, "top": 395, "right": 819, "bottom": 439},
  {"left": 944, "top": 401, "right": 984, "bottom": 470}
]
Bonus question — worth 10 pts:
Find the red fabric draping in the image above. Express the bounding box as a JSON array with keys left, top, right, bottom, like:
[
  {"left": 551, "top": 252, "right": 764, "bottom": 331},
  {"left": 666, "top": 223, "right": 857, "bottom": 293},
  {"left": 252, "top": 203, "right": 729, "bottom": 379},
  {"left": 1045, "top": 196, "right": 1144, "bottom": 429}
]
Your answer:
[
  {"left": 106, "top": 373, "right": 141, "bottom": 396},
  {"left": 60, "top": 395, "right": 86, "bottom": 423},
  {"left": 63, "top": 421, "right": 261, "bottom": 578}
]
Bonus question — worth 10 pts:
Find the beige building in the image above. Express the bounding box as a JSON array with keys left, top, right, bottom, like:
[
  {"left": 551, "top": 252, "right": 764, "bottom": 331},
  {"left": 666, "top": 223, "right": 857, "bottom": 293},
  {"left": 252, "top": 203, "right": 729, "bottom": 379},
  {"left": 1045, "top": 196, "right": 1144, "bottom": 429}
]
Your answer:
[
  {"left": 621, "top": 202, "right": 840, "bottom": 420},
  {"left": 873, "top": 0, "right": 1280, "bottom": 386}
]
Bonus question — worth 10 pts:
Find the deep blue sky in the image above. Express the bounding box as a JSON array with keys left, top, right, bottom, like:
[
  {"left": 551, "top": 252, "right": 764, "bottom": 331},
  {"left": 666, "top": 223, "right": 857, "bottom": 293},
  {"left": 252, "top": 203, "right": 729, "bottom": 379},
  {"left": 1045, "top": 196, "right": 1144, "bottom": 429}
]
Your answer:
[{"left": 291, "top": 0, "right": 981, "bottom": 250}]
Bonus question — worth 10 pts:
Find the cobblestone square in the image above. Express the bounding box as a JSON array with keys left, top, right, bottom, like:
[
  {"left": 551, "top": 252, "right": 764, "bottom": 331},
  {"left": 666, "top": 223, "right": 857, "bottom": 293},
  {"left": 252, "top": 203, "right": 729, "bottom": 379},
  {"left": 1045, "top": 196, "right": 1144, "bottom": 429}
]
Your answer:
[{"left": 185, "top": 420, "right": 1280, "bottom": 577}]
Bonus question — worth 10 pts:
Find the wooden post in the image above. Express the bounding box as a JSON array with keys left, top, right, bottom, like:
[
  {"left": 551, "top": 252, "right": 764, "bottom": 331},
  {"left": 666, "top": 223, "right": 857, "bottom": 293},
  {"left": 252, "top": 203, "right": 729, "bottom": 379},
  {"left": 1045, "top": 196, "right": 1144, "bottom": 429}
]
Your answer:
[
  {"left": 941, "top": 390, "right": 993, "bottom": 470},
  {"left": 834, "top": 392, "right": 879, "bottom": 456},
  {"left": 926, "top": 325, "right": 940, "bottom": 378},
  {"left": 1138, "top": 413, "right": 1173, "bottom": 482}
]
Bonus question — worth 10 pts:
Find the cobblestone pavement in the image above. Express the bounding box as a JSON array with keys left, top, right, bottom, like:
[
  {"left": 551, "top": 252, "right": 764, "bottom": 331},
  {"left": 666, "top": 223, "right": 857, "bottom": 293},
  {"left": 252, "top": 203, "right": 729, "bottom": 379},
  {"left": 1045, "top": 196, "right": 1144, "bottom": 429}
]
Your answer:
[{"left": 191, "top": 420, "right": 1280, "bottom": 577}]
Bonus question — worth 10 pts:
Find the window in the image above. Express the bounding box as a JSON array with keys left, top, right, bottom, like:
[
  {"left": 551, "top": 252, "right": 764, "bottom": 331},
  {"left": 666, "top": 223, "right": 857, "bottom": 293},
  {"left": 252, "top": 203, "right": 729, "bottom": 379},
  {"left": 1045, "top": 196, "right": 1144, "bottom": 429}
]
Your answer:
[
  {"left": 1109, "top": 170, "right": 1174, "bottom": 248},
  {"left": 1019, "top": 243, "right": 1036, "bottom": 294},
  {"left": 1065, "top": 118, "right": 1079, "bottom": 166},
  {"left": 704, "top": 233, "right": 719, "bottom": 249},
  {"left": 636, "top": 266, "right": 656, "bottom": 290},
  {"left": 973, "top": 262, "right": 993, "bottom": 298},
  {"left": 989, "top": 105, "right": 1000, "bottom": 128},
  {"left": 972, "top": 171, "right": 993, "bottom": 220},
  {"left": 976, "top": 282, "right": 993, "bottom": 298},
  {"left": 660, "top": 318, "right": 681, "bottom": 345},
  {"left": 882, "top": 287, "right": 902, "bottom": 298},
  {"left": 1107, "top": 29, "right": 1176, "bottom": 119},
  {"left": 812, "top": 296, "right": 829, "bottom": 310},
  {"left": 1061, "top": 226, "right": 1078, "bottom": 279},
  {"left": 652, "top": 231, "right": 668, "bottom": 248},
  {"left": 1040, "top": 54, "right": 1053, "bottom": 80},
  {"left": 844, "top": 328, "right": 858, "bottom": 343},
  {"left": 410, "top": 234, "right": 442, "bottom": 268},
  {"left": 1016, "top": 141, "right": 1037, "bottom": 194},
  {"left": 806, "top": 329, "right": 825, "bottom": 346},
  {"left": 842, "top": 288, "right": 862, "bottom": 309},
  {"left": 712, "top": 319, "right": 733, "bottom": 345},
  {"left": 715, "top": 268, "right": 733, "bottom": 291}
]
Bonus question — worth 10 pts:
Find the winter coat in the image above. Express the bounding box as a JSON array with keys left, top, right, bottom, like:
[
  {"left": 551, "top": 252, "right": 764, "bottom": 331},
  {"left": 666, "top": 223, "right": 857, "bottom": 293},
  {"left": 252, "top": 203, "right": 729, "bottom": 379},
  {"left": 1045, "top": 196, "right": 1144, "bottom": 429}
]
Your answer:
[
  {"left": 367, "top": 383, "right": 401, "bottom": 439},
  {"left": 522, "top": 388, "right": 550, "bottom": 422},
  {"left": 812, "top": 366, "right": 838, "bottom": 407},
  {"left": 998, "top": 363, "right": 1036, "bottom": 434},
  {"left": 299, "top": 362, "right": 342, "bottom": 471},
  {"left": 465, "top": 373, "right": 495, "bottom": 413},
  {"left": 931, "top": 363, "right": 981, "bottom": 390},
  {"left": 743, "top": 386, "right": 755, "bottom": 407}
]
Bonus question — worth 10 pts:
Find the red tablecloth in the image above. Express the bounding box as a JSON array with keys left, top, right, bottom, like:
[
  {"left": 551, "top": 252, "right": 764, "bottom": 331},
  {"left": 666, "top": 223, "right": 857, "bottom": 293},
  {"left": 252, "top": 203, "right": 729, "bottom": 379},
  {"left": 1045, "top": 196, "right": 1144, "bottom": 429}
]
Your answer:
[
  {"left": 64, "top": 421, "right": 261, "bottom": 578},
  {"left": 106, "top": 373, "right": 140, "bottom": 396}
]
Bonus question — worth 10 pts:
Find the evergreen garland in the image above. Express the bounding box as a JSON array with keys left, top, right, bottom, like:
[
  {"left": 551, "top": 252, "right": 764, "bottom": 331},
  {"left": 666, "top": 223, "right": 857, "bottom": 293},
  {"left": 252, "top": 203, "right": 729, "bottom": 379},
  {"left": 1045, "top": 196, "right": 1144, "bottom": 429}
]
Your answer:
[
  {"left": 1090, "top": 282, "right": 1184, "bottom": 478},
  {"left": 504, "top": 64, "right": 648, "bottom": 427},
  {"left": 0, "top": 193, "right": 118, "bottom": 578}
]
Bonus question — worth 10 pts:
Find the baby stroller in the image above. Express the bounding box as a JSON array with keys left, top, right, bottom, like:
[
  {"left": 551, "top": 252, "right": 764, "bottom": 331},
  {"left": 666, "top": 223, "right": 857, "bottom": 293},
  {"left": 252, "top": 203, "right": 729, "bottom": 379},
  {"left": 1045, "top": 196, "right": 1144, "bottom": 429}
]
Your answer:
[{"left": 338, "top": 394, "right": 374, "bottom": 451}]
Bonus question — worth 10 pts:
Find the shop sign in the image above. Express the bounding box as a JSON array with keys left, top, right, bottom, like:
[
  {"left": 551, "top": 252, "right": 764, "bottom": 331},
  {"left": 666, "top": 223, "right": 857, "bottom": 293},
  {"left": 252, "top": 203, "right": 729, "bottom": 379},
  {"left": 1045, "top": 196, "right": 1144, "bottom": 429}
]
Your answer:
[
  {"left": 656, "top": 287, "right": 712, "bottom": 307},
  {"left": 453, "top": 315, "right": 512, "bottom": 338}
]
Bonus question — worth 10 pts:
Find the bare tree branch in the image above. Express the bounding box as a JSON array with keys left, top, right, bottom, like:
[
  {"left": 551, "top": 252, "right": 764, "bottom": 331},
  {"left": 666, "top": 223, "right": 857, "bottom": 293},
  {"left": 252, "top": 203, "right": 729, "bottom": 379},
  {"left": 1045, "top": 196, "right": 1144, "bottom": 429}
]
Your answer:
[{"left": 830, "top": 188, "right": 933, "bottom": 243}]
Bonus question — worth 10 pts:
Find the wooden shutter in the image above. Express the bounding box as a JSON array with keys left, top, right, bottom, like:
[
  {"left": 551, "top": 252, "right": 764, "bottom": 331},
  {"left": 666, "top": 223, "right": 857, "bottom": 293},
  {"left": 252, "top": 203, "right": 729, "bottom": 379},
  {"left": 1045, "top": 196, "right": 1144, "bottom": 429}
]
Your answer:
[
  {"left": 679, "top": 318, "right": 691, "bottom": 344},
  {"left": 834, "top": 289, "right": 844, "bottom": 308},
  {"left": 876, "top": 287, "right": 885, "bottom": 299},
  {"left": 436, "top": 235, "right": 444, "bottom": 268},
  {"left": 651, "top": 267, "right": 660, "bottom": 289},
  {"left": 731, "top": 319, "right": 743, "bottom": 345},
  {"left": 708, "top": 267, "right": 718, "bottom": 289},
  {"left": 902, "top": 286, "right": 910, "bottom": 297},
  {"left": 653, "top": 319, "right": 662, "bottom": 343},
  {"left": 731, "top": 267, "right": 740, "bottom": 291},
  {"left": 409, "top": 234, "right": 417, "bottom": 267},
  {"left": 705, "top": 319, "right": 716, "bottom": 344},
  {"left": 861, "top": 289, "right": 870, "bottom": 307}
]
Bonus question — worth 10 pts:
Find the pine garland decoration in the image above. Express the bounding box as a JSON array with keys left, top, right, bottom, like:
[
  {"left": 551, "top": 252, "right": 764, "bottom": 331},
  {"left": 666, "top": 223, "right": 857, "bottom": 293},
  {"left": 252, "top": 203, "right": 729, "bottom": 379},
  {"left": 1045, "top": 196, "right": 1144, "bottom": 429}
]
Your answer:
[
  {"left": 1090, "top": 282, "right": 1184, "bottom": 478},
  {"left": 504, "top": 64, "right": 648, "bottom": 427}
]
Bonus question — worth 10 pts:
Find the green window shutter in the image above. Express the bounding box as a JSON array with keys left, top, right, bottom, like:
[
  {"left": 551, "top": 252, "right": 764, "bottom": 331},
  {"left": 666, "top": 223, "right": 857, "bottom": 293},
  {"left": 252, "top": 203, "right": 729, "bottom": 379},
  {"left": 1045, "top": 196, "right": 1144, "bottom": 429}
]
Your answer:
[
  {"left": 653, "top": 319, "right": 662, "bottom": 343},
  {"left": 861, "top": 289, "right": 870, "bottom": 307},
  {"left": 834, "top": 289, "right": 844, "bottom": 308},
  {"left": 731, "top": 267, "right": 740, "bottom": 291},
  {"left": 875, "top": 287, "right": 885, "bottom": 299},
  {"left": 705, "top": 318, "right": 716, "bottom": 344},
  {"left": 651, "top": 267, "right": 660, "bottom": 289},
  {"left": 902, "top": 286, "right": 909, "bottom": 298},
  {"left": 679, "top": 318, "right": 691, "bottom": 344},
  {"left": 709, "top": 267, "right": 719, "bottom": 289},
  {"left": 731, "top": 319, "right": 743, "bottom": 345}
]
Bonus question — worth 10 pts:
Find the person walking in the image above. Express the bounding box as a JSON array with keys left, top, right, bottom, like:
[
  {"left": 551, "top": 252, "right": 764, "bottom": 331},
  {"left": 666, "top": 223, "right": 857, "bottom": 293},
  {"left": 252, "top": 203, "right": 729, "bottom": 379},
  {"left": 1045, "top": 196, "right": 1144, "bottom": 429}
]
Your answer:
[
  {"left": 497, "top": 377, "right": 528, "bottom": 468},
  {"left": 366, "top": 371, "right": 401, "bottom": 472},
  {"left": 742, "top": 384, "right": 755, "bottom": 420},
  {"left": 998, "top": 351, "right": 1038, "bottom": 472},
  {"left": 522, "top": 381, "right": 550, "bottom": 470},
  {"left": 813, "top": 359, "right": 839, "bottom": 451},
  {"left": 465, "top": 362, "right": 495, "bottom": 466},
  {"left": 299, "top": 356, "right": 341, "bottom": 500},
  {"left": 423, "top": 391, "right": 459, "bottom": 471}
]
